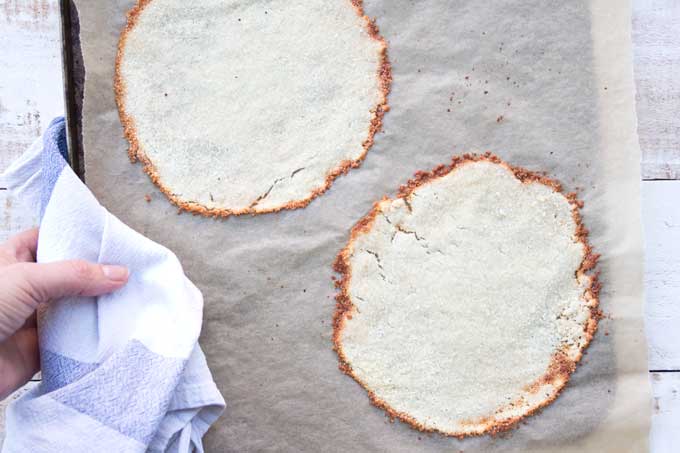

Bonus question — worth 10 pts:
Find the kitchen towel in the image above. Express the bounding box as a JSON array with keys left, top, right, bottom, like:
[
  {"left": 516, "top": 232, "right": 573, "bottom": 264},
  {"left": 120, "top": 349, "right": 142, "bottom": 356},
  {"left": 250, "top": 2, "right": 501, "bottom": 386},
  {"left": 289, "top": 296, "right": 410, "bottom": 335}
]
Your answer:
[{"left": 1, "top": 117, "right": 225, "bottom": 453}]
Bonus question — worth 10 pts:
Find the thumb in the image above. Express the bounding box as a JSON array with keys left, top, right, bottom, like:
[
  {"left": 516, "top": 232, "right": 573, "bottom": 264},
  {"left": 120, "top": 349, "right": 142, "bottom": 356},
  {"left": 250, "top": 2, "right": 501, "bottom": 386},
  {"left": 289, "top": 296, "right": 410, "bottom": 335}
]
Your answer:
[
  {"left": 8, "top": 260, "right": 129, "bottom": 306},
  {"left": 0, "top": 261, "right": 128, "bottom": 342}
]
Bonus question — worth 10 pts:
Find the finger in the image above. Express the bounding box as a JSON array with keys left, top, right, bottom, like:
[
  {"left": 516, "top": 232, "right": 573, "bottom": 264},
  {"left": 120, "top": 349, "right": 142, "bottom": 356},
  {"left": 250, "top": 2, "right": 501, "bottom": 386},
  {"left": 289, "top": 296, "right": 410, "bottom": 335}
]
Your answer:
[
  {"left": 23, "top": 312, "right": 37, "bottom": 330},
  {"left": 8, "top": 260, "right": 129, "bottom": 305},
  {"left": 2, "top": 228, "right": 39, "bottom": 263},
  {"left": 0, "top": 327, "right": 39, "bottom": 401}
]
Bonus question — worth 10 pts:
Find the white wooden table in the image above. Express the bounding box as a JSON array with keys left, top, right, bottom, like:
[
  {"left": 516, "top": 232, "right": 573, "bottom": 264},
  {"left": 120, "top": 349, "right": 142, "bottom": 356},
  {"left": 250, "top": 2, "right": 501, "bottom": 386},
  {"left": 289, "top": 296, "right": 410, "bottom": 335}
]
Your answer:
[{"left": 0, "top": 0, "right": 678, "bottom": 450}]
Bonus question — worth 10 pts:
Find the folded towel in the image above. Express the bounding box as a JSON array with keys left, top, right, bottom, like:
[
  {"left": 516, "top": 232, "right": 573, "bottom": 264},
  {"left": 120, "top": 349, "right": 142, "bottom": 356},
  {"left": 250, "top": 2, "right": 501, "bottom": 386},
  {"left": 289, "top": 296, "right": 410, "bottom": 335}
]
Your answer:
[{"left": 1, "top": 118, "right": 225, "bottom": 453}]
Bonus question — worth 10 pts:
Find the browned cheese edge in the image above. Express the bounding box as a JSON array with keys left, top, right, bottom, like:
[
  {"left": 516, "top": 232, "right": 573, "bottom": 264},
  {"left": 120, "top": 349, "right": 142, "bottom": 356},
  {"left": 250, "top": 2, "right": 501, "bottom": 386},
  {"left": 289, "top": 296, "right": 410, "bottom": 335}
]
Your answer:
[
  {"left": 332, "top": 152, "right": 601, "bottom": 438},
  {"left": 113, "top": 0, "right": 392, "bottom": 218}
]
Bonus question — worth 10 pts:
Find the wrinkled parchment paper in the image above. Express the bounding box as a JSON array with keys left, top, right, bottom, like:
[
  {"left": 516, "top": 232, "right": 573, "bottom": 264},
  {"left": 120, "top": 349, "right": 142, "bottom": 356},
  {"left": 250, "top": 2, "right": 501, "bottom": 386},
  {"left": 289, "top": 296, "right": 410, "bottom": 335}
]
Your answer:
[{"left": 74, "top": 0, "right": 651, "bottom": 451}]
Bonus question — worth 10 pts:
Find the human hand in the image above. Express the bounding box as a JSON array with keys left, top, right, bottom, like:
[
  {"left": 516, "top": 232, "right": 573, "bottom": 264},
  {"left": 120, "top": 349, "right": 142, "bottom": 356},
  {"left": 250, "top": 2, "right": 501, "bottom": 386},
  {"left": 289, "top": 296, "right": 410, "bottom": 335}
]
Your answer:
[{"left": 0, "top": 228, "right": 128, "bottom": 400}]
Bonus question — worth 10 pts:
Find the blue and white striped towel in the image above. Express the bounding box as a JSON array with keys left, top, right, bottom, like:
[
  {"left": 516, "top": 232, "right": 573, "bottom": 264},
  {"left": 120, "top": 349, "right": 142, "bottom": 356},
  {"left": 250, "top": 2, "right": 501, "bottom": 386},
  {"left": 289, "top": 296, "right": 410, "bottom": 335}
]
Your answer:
[{"left": 1, "top": 118, "right": 225, "bottom": 452}]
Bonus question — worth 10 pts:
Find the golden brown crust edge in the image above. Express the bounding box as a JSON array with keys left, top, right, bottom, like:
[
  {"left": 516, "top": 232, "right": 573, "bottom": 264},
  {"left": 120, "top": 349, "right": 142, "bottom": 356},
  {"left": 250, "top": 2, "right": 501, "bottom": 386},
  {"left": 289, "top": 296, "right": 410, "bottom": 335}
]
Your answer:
[
  {"left": 114, "top": 0, "right": 392, "bottom": 218},
  {"left": 332, "top": 152, "right": 602, "bottom": 439}
]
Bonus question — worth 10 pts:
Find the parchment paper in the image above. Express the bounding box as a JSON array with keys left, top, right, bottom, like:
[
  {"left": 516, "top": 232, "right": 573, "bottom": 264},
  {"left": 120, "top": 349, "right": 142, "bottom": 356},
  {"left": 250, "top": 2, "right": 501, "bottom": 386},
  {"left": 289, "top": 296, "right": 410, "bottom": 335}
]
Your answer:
[{"left": 74, "top": 0, "right": 651, "bottom": 451}]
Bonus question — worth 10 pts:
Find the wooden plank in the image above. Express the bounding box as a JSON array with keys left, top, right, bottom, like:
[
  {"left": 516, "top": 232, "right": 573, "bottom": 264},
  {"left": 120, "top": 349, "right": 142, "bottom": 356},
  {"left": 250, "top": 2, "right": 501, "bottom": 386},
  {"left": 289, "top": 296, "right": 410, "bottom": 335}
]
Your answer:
[
  {"left": 0, "top": 0, "right": 64, "bottom": 172},
  {"left": 643, "top": 180, "right": 680, "bottom": 371},
  {"left": 651, "top": 372, "right": 680, "bottom": 453},
  {"left": 632, "top": 0, "right": 680, "bottom": 180}
]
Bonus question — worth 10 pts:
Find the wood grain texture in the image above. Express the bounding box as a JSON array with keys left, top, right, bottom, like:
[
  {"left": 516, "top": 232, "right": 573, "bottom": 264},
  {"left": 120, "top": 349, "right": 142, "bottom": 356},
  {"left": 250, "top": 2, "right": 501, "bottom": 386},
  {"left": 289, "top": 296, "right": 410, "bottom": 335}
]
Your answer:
[
  {"left": 651, "top": 372, "right": 680, "bottom": 453},
  {"left": 643, "top": 181, "right": 680, "bottom": 371},
  {"left": 0, "top": 0, "right": 64, "bottom": 172},
  {"left": 633, "top": 0, "right": 680, "bottom": 180}
]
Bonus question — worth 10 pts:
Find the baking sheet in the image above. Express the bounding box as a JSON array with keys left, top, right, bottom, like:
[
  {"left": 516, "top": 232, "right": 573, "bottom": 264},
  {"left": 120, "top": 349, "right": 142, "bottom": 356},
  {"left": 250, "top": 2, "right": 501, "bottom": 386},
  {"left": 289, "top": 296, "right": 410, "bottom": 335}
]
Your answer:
[{"left": 74, "top": 0, "right": 651, "bottom": 451}]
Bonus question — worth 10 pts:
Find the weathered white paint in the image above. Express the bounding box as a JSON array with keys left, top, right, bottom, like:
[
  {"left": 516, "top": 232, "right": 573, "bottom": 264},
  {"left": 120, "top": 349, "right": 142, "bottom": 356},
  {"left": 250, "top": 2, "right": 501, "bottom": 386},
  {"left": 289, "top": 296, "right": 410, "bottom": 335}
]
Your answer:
[
  {"left": 633, "top": 0, "right": 680, "bottom": 180},
  {"left": 651, "top": 372, "right": 680, "bottom": 453},
  {"left": 0, "top": 0, "right": 64, "bottom": 172},
  {"left": 643, "top": 181, "right": 680, "bottom": 371}
]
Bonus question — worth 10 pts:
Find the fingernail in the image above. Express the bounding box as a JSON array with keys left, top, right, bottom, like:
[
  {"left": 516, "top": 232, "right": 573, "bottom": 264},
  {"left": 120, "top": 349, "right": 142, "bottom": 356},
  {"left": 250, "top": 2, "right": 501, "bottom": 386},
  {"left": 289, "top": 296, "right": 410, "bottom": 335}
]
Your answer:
[{"left": 102, "top": 265, "right": 129, "bottom": 282}]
